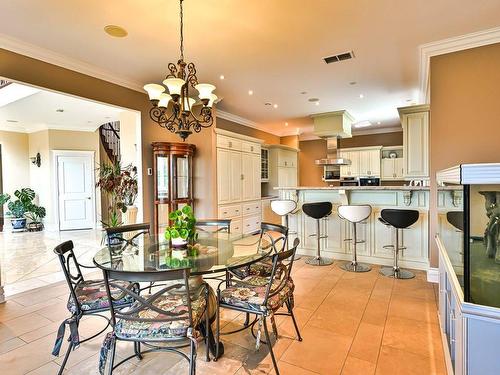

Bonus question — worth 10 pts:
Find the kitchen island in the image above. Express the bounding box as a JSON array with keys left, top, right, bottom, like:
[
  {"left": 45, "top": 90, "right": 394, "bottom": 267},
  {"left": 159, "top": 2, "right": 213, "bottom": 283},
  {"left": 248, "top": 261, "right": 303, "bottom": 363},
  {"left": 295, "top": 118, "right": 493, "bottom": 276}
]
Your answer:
[{"left": 275, "top": 186, "right": 461, "bottom": 272}]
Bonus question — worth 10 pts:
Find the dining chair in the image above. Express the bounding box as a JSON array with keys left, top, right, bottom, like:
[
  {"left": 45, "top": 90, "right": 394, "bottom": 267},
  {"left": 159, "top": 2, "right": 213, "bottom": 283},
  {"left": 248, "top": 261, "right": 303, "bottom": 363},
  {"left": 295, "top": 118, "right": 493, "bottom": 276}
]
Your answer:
[
  {"left": 52, "top": 240, "right": 138, "bottom": 375},
  {"left": 215, "top": 238, "right": 302, "bottom": 375},
  {"left": 99, "top": 268, "right": 209, "bottom": 375},
  {"left": 104, "top": 223, "right": 151, "bottom": 245},
  {"left": 195, "top": 219, "right": 231, "bottom": 233}
]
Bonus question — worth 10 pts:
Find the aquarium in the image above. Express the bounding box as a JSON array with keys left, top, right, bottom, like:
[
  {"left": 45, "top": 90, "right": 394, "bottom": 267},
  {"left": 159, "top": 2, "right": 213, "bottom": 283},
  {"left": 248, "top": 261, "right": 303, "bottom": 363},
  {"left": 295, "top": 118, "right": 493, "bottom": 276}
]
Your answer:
[{"left": 437, "top": 164, "right": 500, "bottom": 308}]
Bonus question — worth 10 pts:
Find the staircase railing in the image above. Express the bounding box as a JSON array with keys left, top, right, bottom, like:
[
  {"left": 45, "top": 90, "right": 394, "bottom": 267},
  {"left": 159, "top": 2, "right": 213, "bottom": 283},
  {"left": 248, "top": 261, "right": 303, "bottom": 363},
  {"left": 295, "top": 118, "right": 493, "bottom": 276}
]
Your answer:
[{"left": 99, "top": 121, "right": 120, "bottom": 164}]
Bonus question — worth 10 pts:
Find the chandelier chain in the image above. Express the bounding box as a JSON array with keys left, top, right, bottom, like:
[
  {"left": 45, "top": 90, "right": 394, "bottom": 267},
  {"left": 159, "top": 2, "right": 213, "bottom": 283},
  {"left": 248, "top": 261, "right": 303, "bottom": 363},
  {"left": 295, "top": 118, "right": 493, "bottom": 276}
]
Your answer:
[{"left": 179, "top": 0, "right": 184, "bottom": 61}]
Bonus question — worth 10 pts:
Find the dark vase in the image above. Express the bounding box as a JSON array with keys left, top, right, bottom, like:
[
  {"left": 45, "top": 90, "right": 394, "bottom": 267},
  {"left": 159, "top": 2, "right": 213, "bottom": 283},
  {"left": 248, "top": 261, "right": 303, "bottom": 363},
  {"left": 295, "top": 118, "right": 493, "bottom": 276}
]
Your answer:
[{"left": 27, "top": 222, "right": 44, "bottom": 232}]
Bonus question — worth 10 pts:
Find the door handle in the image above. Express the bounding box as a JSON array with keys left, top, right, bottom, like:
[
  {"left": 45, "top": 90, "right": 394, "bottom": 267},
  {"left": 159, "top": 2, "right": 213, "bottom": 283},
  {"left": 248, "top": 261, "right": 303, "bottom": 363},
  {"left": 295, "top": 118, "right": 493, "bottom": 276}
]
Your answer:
[{"left": 86, "top": 197, "right": 92, "bottom": 200}]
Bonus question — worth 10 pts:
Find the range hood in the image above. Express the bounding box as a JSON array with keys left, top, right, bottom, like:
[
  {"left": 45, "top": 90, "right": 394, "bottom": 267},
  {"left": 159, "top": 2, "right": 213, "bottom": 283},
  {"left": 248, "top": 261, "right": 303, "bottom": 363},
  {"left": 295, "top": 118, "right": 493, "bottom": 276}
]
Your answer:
[{"left": 312, "top": 110, "right": 354, "bottom": 166}]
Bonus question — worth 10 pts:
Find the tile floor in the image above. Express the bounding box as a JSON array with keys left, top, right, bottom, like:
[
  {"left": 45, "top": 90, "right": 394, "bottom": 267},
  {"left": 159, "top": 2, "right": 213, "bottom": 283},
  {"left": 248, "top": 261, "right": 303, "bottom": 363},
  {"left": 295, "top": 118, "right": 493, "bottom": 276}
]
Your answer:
[
  {"left": 0, "top": 259, "right": 446, "bottom": 375},
  {"left": 0, "top": 229, "right": 103, "bottom": 296}
]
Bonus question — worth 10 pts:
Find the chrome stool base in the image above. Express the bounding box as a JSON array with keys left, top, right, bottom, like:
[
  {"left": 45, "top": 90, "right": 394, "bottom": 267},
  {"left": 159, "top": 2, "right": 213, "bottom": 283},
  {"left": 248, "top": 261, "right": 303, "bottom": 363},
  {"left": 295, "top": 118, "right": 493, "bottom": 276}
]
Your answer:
[
  {"left": 379, "top": 267, "right": 415, "bottom": 279},
  {"left": 341, "top": 261, "right": 371, "bottom": 273},
  {"left": 306, "top": 257, "right": 334, "bottom": 266}
]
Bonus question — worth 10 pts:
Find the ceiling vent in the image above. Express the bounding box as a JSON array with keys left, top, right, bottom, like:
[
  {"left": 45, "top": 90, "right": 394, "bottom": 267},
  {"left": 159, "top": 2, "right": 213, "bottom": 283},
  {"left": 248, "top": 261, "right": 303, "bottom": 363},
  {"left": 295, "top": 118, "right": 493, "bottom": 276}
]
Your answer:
[{"left": 323, "top": 51, "right": 354, "bottom": 64}]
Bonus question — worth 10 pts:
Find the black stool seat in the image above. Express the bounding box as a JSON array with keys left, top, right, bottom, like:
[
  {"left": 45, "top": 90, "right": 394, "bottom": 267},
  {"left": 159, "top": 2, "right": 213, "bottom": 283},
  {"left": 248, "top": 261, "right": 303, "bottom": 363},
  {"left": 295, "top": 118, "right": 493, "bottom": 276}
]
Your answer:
[
  {"left": 302, "top": 202, "right": 332, "bottom": 220},
  {"left": 381, "top": 209, "right": 419, "bottom": 229}
]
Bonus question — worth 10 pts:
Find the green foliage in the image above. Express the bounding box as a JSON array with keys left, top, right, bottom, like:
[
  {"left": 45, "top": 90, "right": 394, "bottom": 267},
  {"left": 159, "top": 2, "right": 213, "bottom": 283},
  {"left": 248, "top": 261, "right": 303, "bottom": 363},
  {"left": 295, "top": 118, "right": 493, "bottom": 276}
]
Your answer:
[
  {"left": 6, "top": 188, "right": 45, "bottom": 221},
  {"left": 164, "top": 205, "right": 197, "bottom": 241},
  {"left": 0, "top": 193, "right": 10, "bottom": 206}
]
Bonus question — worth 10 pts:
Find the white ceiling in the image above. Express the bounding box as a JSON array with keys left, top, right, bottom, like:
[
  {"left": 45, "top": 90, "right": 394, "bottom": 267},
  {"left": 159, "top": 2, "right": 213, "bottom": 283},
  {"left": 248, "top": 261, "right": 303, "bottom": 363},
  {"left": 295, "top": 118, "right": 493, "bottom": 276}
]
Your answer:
[
  {"left": 0, "top": 82, "right": 122, "bottom": 133},
  {"left": 1, "top": 0, "right": 500, "bottom": 136}
]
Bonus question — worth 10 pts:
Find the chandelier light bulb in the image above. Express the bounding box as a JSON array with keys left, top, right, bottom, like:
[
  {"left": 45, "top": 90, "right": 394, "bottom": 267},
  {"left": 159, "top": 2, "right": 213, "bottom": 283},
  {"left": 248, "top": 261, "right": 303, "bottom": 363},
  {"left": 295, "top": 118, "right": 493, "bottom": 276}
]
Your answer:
[
  {"left": 195, "top": 83, "right": 216, "bottom": 100},
  {"left": 143, "top": 84, "right": 165, "bottom": 101},
  {"left": 158, "top": 93, "right": 172, "bottom": 108},
  {"left": 163, "top": 77, "right": 185, "bottom": 98},
  {"left": 207, "top": 94, "right": 218, "bottom": 108},
  {"left": 182, "top": 97, "right": 196, "bottom": 112}
]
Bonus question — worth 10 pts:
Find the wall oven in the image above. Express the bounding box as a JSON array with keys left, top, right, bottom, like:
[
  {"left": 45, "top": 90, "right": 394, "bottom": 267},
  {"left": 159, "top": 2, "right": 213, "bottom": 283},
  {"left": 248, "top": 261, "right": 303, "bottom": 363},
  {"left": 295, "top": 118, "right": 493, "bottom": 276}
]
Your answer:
[{"left": 340, "top": 177, "right": 359, "bottom": 186}]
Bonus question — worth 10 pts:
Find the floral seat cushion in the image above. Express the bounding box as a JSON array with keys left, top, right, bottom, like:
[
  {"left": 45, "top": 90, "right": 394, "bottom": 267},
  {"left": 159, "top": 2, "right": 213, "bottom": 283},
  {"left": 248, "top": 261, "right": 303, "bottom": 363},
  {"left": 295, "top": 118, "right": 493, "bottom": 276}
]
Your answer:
[
  {"left": 114, "top": 292, "right": 206, "bottom": 340},
  {"left": 230, "top": 261, "right": 274, "bottom": 279},
  {"left": 220, "top": 276, "right": 294, "bottom": 313},
  {"left": 67, "top": 279, "right": 134, "bottom": 314}
]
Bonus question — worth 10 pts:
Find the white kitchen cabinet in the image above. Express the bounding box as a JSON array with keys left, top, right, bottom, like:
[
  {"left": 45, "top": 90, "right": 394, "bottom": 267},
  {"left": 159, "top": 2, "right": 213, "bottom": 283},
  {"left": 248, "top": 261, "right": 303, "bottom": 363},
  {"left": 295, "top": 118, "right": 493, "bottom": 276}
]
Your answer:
[
  {"left": 269, "top": 145, "right": 298, "bottom": 188},
  {"left": 216, "top": 129, "right": 263, "bottom": 234},
  {"left": 382, "top": 157, "right": 404, "bottom": 180},
  {"left": 340, "top": 147, "right": 381, "bottom": 178},
  {"left": 399, "top": 105, "right": 430, "bottom": 179},
  {"left": 340, "top": 150, "right": 359, "bottom": 177}
]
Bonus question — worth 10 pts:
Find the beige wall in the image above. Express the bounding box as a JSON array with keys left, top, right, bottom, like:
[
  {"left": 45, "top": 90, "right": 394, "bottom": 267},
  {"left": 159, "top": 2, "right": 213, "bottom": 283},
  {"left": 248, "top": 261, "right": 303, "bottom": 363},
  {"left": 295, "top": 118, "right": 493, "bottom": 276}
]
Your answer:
[
  {"left": 0, "top": 130, "right": 30, "bottom": 196},
  {"left": 429, "top": 42, "right": 500, "bottom": 266},
  {"left": 216, "top": 117, "right": 280, "bottom": 145},
  {"left": 28, "top": 130, "right": 50, "bottom": 220},
  {"left": 280, "top": 135, "right": 299, "bottom": 149}
]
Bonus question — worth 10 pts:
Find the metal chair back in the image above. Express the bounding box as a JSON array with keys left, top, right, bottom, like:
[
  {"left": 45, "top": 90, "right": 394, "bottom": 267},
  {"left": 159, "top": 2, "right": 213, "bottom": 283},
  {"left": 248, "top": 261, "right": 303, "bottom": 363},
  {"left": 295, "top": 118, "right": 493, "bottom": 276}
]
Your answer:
[
  {"left": 263, "top": 238, "right": 299, "bottom": 304},
  {"left": 259, "top": 222, "right": 288, "bottom": 254},
  {"left": 105, "top": 223, "right": 151, "bottom": 245},
  {"left": 195, "top": 219, "right": 231, "bottom": 233},
  {"left": 53, "top": 240, "right": 85, "bottom": 314},
  {"left": 102, "top": 268, "right": 196, "bottom": 334}
]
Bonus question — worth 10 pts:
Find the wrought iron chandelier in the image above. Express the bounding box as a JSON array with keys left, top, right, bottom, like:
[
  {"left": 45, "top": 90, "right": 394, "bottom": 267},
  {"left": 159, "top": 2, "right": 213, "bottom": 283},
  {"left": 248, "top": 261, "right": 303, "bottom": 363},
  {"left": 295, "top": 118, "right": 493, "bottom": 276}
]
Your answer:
[{"left": 143, "top": 0, "right": 217, "bottom": 141}]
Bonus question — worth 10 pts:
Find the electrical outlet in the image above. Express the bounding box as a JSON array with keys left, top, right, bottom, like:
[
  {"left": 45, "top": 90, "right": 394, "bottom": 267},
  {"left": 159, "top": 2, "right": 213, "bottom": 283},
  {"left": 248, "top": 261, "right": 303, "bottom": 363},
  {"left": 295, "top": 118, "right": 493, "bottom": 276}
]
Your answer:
[{"left": 147, "top": 168, "right": 153, "bottom": 176}]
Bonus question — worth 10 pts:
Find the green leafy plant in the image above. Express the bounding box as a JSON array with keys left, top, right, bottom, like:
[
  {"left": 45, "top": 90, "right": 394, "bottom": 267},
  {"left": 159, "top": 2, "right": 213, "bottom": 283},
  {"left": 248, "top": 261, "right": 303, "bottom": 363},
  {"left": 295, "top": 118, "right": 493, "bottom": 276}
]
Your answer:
[
  {"left": 0, "top": 193, "right": 10, "bottom": 207},
  {"left": 7, "top": 188, "right": 35, "bottom": 219},
  {"left": 164, "top": 205, "right": 197, "bottom": 242},
  {"left": 25, "top": 204, "right": 46, "bottom": 223}
]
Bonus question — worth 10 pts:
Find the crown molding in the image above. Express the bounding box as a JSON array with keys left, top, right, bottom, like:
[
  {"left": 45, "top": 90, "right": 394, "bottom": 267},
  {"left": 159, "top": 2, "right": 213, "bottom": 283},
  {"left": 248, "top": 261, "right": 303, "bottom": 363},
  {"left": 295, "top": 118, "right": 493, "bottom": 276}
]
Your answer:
[
  {"left": 0, "top": 33, "right": 145, "bottom": 92},
  {"left": 216, "top": 109, "right": 278, "bottom": 135},
  {"left": 0, "top": 123, "right": 100, "bottom": 134},
  {"left": 418, "top": 26, "right": 500, "bottom": 104},
  {"left": 352, "top": 126, "right": 402, "bottom": 136}
]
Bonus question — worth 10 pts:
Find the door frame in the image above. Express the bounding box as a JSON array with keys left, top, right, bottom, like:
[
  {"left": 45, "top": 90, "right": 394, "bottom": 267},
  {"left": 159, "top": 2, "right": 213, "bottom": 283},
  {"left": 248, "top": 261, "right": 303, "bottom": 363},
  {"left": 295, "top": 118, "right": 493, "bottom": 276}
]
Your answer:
[{"left": 53, "top": 150, "right": 97, "bottom": 231}]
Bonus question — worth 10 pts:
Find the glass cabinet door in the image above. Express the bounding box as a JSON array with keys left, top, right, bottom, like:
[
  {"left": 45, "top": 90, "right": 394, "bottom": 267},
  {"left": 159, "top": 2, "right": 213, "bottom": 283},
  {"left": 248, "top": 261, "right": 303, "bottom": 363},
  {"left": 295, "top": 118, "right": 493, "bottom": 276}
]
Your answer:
[
  {"left": 173, "top": 154, "right": 191, "bottom": 199},
  {"left": 156, "top": 155, "right": 169, "bottom": 200}
]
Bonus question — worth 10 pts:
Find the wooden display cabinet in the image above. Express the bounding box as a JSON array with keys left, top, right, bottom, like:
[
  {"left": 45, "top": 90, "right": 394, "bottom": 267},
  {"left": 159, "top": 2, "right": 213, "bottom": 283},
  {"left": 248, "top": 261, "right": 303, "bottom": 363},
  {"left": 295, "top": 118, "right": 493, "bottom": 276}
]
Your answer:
[{"left": 152, "top": 142, "right": 195, "bottom": 234}]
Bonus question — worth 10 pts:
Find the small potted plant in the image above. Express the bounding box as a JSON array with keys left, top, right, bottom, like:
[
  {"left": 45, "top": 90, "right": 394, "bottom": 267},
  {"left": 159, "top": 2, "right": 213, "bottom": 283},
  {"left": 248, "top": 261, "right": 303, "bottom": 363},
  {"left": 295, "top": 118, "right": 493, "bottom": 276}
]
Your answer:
[
  {"left": 164, "top": 205, "right": 197, "bottom": 249},
  {"left": 25, "top": 203, "right": 46, "bottom": 232}
]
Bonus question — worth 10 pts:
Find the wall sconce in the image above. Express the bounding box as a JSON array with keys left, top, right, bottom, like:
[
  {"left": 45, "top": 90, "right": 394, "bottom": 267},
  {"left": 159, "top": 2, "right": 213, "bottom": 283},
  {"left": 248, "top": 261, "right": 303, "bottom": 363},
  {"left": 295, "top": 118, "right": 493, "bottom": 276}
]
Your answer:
[{"left": 30, "top": 152, "right": 41, "bottom": 167}]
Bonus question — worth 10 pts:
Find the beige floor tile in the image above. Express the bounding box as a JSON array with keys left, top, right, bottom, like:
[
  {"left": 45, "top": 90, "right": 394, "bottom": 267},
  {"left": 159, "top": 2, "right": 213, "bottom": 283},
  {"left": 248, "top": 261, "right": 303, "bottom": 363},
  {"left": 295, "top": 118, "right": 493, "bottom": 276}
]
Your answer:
[
  {"left": 281, "top": 326, "right": 353, "bottom": 375},
  {"left": 0, "top": 334, "right": 55, "bottom": 374},
  {"left": 307, "top": 305, "right": 362, "bottom": 338},
  {"left": 348, "top": 322, "right": 384, "bottom": 363},
  {"left": 272, "top": 361, "right": 320, "bottom": 374},
  {"left": 341, "top": 356, "right": 376, "bottom": 375},
  {"left": 361, "top": 298, "right": 389, "bottom": 327},
  {"left": 382, "top": 316, "right": 443, "bottom": 359},
  {"left": 0, "top": 312, "right": 53, "bottom": 339},
  {"left": 375, "top": 346, "right": 446, "bottom": 375},
  {"left": 0, "top": 337, "right": 26, "bottom": 355},
  {"left": 387, "top": 295, "right": 439, "bottom": 324},
  {"left": 26, "top": 361, "right": 65, "bottom": 375}
]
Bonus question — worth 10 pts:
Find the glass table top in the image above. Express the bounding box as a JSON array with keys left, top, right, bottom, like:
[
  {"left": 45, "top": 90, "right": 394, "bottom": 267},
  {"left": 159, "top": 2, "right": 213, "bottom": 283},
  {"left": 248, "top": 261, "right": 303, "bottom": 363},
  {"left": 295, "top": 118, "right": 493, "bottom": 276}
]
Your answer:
[{"left": 93, "top": 232, "right": 271, "bottom": 275}]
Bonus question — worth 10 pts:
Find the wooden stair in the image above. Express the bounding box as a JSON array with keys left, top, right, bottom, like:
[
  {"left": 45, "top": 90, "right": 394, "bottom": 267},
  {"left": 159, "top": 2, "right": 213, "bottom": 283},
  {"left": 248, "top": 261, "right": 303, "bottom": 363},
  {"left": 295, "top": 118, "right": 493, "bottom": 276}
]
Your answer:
[{"left": 99, "top": 121, "right": 120, "bottom": 164}]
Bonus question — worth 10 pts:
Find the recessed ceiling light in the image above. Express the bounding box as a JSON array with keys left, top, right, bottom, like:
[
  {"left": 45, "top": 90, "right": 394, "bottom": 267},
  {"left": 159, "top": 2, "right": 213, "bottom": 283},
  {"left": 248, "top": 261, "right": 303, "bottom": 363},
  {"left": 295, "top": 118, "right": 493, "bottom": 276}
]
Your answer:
[
  {"left": 56, "top": 109, "right": 64, "bottom": 113},
  {"left": 285, "top": 122, "right": 289, "bottom": 126},
  {"left": 308, "top": 98, "right": 319, "bottom": 102},
  {"left": 248, "top": 90, "right": 253, "bottom": 95},
  {"left": 406, "top": 99, "right": 412, "bottom": 102},
  {"left": 354, "top": 120, "right": 371, "bottom": 128},
  {"left": 300, "top": 91, "right": 307, "bottom": 95},
  {"left": 219, "top": 75, "right": 225, "bottom": 80},
  {"left": 87, "top": 121, "right": 93, "bottom": 123},
  {"left": 273, "top": 104, "right": 278, "bottom": 108},
  {"left": 105, "top": 116, "right": 111, "bottom": 119},
  {"left": 104, "top": 25, "right": 128, "bottom": 38},
  {"left": 377, "top": 121, "right": 381, "bottom": 125},
  {"left": 6, "top": 119, "right": 18, "bottom": 123},
  {"left": 359, "top": 94, "right": 364, "bottom": 99},
  {"left": 264, "top": 102, "right": 272, "bottom": 106},
  {"left": 349, "top": 81, "right": 357, "bottom": 85},
  {"left": 315, "top": 102, "right": 320, "bottom": 106}
]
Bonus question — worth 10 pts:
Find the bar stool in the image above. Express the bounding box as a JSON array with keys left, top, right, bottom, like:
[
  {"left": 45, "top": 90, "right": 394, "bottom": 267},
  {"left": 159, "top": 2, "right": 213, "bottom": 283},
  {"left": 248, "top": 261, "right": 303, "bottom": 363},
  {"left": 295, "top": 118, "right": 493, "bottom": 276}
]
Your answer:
[
  {"left": 379, "top": 209, "right": 419, "bottom": 279},
  {"left": 338, "top": 205, "right": 372, "bottom": 272},
  {"left": 271, "top": 199, "right": 301, "bottom": 259},
  {"left": 302, "top": 202, "right": 333, "bottom": 266}
]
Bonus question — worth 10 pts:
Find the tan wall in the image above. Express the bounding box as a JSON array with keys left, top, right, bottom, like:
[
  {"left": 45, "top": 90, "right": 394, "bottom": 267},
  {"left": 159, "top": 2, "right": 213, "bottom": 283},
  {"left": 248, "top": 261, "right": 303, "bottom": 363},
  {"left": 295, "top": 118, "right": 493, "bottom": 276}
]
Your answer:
[
  {"left": 0, "top": 48, "right": 216, "bottom": 229},
  {"left": 216, "top": 117, "right": 280, "bottom": 145},
  {"left": 429, "top": 42, "right": 500, "bottom": 266},
  {"left": 299, "top": 132, "right": 403, "bottom": 186},
  {"left": 299, "top": 139, "right": 327, "bottom": 186},
  {"left": 280, "top": 135, "right": 299, "bottom": 149},
  {"left": 28, "top": 130, "right": 51, "bottom": 221},
  {"left": 0, "top": 130, "right": 30, "bottom": 196}
]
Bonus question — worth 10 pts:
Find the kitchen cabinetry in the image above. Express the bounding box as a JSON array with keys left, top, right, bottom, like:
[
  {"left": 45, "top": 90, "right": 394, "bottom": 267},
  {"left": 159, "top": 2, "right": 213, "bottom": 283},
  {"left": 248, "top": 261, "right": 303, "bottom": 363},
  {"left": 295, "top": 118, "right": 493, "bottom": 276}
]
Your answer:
[
  {"left": 261, "top": 147, "right": 269, "bottom": 181},
  {"left": 216, "top": 129, "right": 262, "bottom": 234},
  {"left": 399, "top": 104, "right": 430, "bottom": 179},
  {"left": 269, "top": 145, "right": 298, "bottom": 188},
  {"left": 381, "top": 146, "right": 404, "bottom": 180},
  {"left": 340, "top": 147, "right": 382, "bottom": 178}
]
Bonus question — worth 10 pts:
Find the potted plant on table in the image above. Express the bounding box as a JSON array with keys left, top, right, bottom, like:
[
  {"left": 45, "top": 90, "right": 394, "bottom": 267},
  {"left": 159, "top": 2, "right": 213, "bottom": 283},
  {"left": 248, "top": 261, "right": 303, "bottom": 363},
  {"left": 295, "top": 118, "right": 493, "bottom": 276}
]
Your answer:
[{"left": 164, "top": 205, "right": 197, "bottom": 249}]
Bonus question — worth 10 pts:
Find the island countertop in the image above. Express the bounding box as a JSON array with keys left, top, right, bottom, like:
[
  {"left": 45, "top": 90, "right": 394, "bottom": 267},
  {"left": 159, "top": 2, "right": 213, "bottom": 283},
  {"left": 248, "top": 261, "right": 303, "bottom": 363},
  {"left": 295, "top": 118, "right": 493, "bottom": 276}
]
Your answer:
[{"left": 274, "top": 185, "right": 460, "bottom": 191}]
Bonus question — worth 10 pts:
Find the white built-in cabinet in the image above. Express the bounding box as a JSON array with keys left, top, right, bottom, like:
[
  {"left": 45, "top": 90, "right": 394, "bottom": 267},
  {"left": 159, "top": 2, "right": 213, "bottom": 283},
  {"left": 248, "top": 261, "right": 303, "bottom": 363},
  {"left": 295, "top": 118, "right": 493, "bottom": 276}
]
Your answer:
[
  {"left": 381, "top": 146, "right": 404, "bottom": 181},
  {"left": 216, "top": 129, "right": 263, "bottom": 234},
  {"left": 398, "top": 104, "right": 430, "bottom": 179},
  {"left": 268, "top": 145, "right": 298, "bottom": 188},
  {"left": 340, "top": 147, "right": 382, "bottom": 178}
]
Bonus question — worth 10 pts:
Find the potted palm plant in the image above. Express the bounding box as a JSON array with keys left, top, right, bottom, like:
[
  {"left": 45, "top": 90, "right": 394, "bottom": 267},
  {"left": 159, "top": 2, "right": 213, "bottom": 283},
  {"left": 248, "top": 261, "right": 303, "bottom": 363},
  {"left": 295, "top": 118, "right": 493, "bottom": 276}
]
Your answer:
[{"left": 5, "top": 188, "right": 45, "bottom": 231}]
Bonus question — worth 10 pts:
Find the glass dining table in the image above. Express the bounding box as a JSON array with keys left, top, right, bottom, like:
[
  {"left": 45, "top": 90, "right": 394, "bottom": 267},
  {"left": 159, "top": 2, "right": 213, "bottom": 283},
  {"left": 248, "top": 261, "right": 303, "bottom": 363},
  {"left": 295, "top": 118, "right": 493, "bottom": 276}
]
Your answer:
[{"left": 93, "top": 231, "right": 272, "bottom": 358}]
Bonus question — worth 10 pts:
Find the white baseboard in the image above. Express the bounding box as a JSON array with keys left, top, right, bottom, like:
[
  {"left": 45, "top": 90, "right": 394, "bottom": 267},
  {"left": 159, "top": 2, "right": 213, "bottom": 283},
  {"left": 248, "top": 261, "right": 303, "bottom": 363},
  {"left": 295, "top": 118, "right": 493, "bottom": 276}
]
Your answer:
[{"left": 427, "top": 267, "right": 439, "bottom": 283}]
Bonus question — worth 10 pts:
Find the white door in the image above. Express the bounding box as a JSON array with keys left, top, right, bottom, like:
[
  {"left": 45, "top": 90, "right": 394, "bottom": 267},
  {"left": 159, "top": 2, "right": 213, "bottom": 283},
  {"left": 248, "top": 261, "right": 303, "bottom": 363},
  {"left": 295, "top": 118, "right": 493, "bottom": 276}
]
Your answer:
[
  {"left": 230, "top": 151, "right": 242, "bottom": 202},
  {"left": 241, "top": 152, "right": 254, "bottom": 201},
  {"left": 57, "top": 154, "right": 95, "bottom": 230},
  {"left": 217, "top": 149, "right": 231, "bottom": 204}
]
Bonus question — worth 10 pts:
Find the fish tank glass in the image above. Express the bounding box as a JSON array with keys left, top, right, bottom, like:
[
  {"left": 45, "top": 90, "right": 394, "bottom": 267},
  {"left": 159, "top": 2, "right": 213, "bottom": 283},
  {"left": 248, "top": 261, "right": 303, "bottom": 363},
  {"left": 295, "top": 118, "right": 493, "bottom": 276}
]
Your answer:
[{"left": 437, "top": 164, "right": 500, "bottom": 308}]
